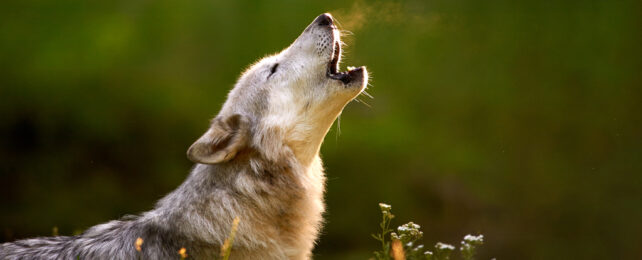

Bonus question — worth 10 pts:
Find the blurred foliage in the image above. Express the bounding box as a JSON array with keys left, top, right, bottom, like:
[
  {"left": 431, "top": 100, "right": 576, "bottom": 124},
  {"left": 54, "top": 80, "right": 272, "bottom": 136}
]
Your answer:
[{"left": 1, "top": 0, "right": 641, "bottom": 259}]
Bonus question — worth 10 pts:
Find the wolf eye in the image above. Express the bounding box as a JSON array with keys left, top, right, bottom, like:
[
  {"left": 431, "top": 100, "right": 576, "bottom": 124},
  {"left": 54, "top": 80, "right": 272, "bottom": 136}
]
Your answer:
[{"left": 268, "top": 63, "right": 279, "bottom": 78}]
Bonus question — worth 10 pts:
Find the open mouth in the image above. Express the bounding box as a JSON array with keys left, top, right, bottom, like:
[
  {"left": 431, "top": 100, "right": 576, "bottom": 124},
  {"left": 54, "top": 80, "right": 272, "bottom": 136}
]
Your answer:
[{"left": 327, "top": 40, "right": 364, "bottom": 84}]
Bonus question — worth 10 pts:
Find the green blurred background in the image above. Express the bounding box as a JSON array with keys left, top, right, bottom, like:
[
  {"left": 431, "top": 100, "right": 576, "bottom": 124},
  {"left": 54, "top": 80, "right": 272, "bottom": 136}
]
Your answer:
[{"left": 1, "top": 0, "right": 641, "bottom": 259}]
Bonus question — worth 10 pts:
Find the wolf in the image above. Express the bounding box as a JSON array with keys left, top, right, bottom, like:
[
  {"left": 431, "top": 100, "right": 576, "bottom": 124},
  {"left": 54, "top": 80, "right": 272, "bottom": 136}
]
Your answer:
[{"left": 0, "top": 13, "right": 368, "bottom": 260}]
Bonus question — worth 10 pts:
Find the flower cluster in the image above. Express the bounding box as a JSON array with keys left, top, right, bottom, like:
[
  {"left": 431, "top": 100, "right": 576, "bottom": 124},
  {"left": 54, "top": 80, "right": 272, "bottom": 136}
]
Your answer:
[
  {"left": 379, "top": 203, "right": 393, "bottom": 218},
  {"left": 460, "top": 234, "right": 484, "bottom": 260},
  {"left": 391, "top": 222, "right": 423, "bottom": 244},
  {"left": 463, "top": 234, "right": 484, "bottom": 244},
  {"left": 371, "top": 203, "right": 487, "bottom": 260}
]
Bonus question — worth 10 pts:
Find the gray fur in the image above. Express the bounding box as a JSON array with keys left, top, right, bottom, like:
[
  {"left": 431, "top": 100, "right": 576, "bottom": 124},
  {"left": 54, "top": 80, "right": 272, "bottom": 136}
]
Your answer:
[
  {"left": 1, "top": 13, "right": 368, "bottom": 260},
  {"left": 0, "top": 158, "right": 305, "bottom": 259}
]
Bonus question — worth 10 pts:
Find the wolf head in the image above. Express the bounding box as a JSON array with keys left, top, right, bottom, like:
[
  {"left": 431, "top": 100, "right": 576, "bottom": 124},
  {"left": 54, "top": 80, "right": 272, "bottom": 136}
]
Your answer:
[{"left": 187, "top": 13, "right": 368, "bottom": 166}]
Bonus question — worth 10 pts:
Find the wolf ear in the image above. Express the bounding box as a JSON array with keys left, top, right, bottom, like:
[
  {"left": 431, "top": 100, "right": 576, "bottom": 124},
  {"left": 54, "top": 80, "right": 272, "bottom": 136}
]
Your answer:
[{"left": 187, "top": 114, "right": 250, "bottom": 164}]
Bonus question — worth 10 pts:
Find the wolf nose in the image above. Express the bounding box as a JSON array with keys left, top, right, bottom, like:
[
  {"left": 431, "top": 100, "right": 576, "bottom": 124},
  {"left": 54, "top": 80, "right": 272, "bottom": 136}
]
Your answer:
[{"left": 315, "top": 13, "right": 333, "bottom": 26}]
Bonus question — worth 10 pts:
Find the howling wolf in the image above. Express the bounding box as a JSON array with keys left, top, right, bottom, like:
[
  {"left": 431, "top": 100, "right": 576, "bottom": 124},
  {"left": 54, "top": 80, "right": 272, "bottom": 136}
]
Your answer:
[{"left": 1, "top": 13, "right": 368, "bottom": 260}]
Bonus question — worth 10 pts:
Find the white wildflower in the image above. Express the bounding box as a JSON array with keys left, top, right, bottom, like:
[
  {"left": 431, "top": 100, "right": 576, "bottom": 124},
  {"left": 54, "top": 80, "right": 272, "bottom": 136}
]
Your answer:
[
  {"left": 378, "top": 203, "right": 392, "bottom": 212},
  {"left": 463, "top": 234, "right": 484, "bottom": 243},
  {"left": 436, "top": 242, "right": 455, "bottom": 250}
]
